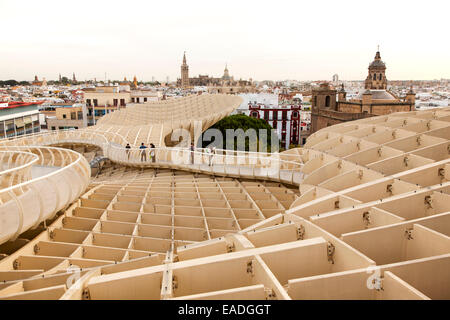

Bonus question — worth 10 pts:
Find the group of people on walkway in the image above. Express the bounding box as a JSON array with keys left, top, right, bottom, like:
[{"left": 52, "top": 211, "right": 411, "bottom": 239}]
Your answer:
[
  {"left": 125, "top": 142, "right": 217, "bottom": 166},
  {"left": 125, "top": 143, "right": 156, "bottom": 162}
]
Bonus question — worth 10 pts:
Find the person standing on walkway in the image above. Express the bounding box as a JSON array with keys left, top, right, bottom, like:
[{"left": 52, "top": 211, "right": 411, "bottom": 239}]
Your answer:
[
  {"left": 150, "top": 143, "right": 156, "bottom": 163},
  {"left": 125, "top": 143, "right": 131, "bottom": 159},
  {"left": 190, "top": 143, "right": 195, "bottom": 164},
  {"left": 207, "top": 146, "right": 213, "bottom": 166},
  {"left": 140, "top": 143, "right": 147, "bottom": 162},
  {"left": 211, "top": 146, "right": 216, "bottom": 166}
]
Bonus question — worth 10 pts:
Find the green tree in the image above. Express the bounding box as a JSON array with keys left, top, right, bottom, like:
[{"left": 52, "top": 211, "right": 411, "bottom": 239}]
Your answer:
[{"left": 200, "top": 114, "right": 278, "bottom": 152}]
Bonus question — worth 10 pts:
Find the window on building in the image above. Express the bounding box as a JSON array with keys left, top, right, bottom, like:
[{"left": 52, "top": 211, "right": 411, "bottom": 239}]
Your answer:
[
  {"left": 94, "top": 110, "right": 106, "bottom": 117},
  {"left": 325, "top": 96, "right": 330, "bottom": 108},
  {"left": 15, "top": 118, "right": 24, "bottom": 129},
  {"left": 6, "top": 120, "right": 15, "bottom": 137},
  {"left": 292, "top": 111, "right": 298, "bottom": 118},
  {"left": 144, "top": 98, "right": 147, "bottom": 102},
  {"left": 86, "top": 99, "right": 91, "bottom": 106},
  {"left": 77, "top": 111, "right": 83, "bottom": 120},
  {"left": 113, "top": 99, "right": 118, "bottom": 106},
  {"left": 313, "top": 96, "right": 317, "bottom": 107},
  {"left": 373, "top": 73, "right": 376, "bottom": 80},
  {"left": 120, "top": 99, "right": 126, "bottom": 106},
  {"left": 282, "top": 111, "right": 287, "bottom": 120},
  {"left": 6, "top": 120, "right": 14, "bottom": 131},
  {"left": 136, "top": 98, "right": 140, "bottom": 103},
  {"left": 282, "top": 121, "right": 286, "bottom": 130},
  {"left": 272, "top": 111, "right": 277, "bottom": 120},
  {"left": 379, "top": 73, "right": 382, "bottom": 80},
  {"left": 251, "top": 111, "right": 258, "bottom": 118},
  {"left": 63, "top": 114, "right": 67, "bottom": 119},
  {"left": 131, "top": 98, "right": 135, "bottom": 103},
  {"left": 24, "top": 116, "right": 32, "bottom": 127},
  {"left": 71, "top": 112, "right": 76, "bottom": 120},
  {"left": 264, "top": 110, "right": 269, "bottom": 120}
]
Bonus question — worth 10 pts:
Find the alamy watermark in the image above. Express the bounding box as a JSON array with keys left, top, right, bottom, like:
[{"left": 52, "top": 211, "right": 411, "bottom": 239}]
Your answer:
[{"left": 170, "top": 120, "right": 280, "bottom": 153}]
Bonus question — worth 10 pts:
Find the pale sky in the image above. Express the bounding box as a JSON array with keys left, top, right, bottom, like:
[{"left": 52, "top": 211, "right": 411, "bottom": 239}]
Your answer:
[{"left": 1, "top": 0, "right": 449, "bottom": 82}]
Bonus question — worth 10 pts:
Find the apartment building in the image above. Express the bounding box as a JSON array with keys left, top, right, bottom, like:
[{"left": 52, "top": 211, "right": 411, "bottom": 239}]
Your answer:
[
  {"left": 46, "top": 105, "right": 87, "bottom": 130},
  {"left": 0, "top": 102, "right": 41, "bottom": 138},
  {"left": 83, "top": 86, "right": 130, "bottom": 125}
]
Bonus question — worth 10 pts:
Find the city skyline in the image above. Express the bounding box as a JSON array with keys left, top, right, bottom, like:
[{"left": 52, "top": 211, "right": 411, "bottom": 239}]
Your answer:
[{"left": 1, "top": 0, "right": 449, "bottom": 82}]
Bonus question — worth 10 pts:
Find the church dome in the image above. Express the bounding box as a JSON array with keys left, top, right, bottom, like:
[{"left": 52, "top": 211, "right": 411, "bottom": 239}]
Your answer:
[
  {"left": 369, "top": 51, "right": 386, "bottom": 68},
  {"left": 355, "top": 90, "right": 396, "bottom": 100},
  {"left": 369, "top": 59, "right": 386, "bottom": 68}
]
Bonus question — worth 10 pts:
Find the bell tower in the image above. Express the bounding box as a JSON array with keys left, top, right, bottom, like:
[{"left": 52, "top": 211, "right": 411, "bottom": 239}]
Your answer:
[
  {"left": 181, "top": 52, "right": 189, "bottom": 88},
  {"left": 365, "top": 47, "right": 387, "bottom": 90},
  {"left": 222, "top": 64, "right": 231, "bottom": 80}
]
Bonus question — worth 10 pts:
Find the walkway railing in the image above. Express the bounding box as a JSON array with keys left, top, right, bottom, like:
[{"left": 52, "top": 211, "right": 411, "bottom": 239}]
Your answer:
[
  {"left": 0, "top": 151, "right": 39, "bottom": 189},
  {"left": 105, "top": 144, "right": 304, "bottom": 185},
  {"left": 0, "top": 146, "right": 91, "bottom": 244},
  {"left": 0, "top": 129, "right": 128, "bottom": 149}
]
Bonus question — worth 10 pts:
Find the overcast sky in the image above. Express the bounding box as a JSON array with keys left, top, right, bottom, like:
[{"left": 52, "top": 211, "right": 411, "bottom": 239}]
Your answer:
[{"left": 1, "top": 0, "right": 449, "bottom": 82}]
